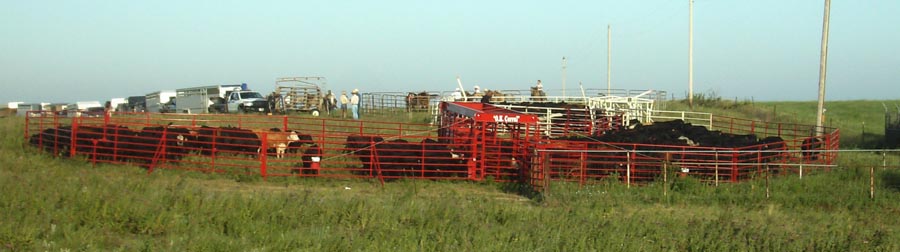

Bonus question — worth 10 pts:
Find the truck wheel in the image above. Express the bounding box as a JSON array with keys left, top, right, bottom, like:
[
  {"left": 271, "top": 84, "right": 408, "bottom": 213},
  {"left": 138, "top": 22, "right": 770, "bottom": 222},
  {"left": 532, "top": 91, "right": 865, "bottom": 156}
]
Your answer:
[{"left": 311, "top": 109, "right": 320, "bottom": 117}]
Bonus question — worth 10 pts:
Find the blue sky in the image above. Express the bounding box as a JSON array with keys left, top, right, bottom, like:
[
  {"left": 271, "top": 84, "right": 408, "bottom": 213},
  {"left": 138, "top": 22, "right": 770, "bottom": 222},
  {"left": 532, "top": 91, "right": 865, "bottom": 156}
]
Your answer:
[{"left": 2, "top": 0, "right": 898, "bottom": 103}]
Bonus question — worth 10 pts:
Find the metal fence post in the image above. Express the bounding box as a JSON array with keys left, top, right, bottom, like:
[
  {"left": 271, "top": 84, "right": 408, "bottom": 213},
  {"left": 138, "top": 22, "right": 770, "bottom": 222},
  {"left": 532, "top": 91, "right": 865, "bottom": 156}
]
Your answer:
[
  {"left": 870, "top": 166, "right": 875, "bottom": 200},
  {"left": 715, "top": 150, "right": 719, "bottom": 187},
  {"left": 664, "top": 153, "right": 669, "bottom": 197},
  {"left": 765, "top": 165, "right": 770, "bottom": 199},
  {"left": 260, "top": 131, "right": 268, "bottom": 180},
  {"left": 70, "top": 118, "right": 78, "bottom": 158},
  {"left": 626, "top": 150, "right": 632, "bottom": 188}
]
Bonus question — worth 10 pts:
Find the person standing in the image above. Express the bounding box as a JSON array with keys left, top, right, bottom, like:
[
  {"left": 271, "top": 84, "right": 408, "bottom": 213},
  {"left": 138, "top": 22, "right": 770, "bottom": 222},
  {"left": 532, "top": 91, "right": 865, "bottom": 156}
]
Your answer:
[
  {"left": 324, "top": 90, "right": 335, "bottom": 115},
  {"left": 350, "top": 89, "right": 360, "bottom": 120},
  {"left": 339, "top": 90, "right": 349, "bottom": 118},
  {"left": 330, "top": 91, "right": 338, "bottom": 112}
]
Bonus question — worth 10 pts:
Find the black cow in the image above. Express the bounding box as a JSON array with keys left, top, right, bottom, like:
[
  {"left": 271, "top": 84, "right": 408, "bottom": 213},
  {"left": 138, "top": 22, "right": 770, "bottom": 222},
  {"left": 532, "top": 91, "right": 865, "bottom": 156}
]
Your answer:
[
  {"left": 192, "top": 126, "right": 261, "bottom": 157},
  {"left": 374, "top": 139, "right": 420, "bottom": 179},
  {"left": 801, "top": 137, "right": 823, "bottom": 161},
  {"left": 418, "top": 138, "right": 467, "bottom": 178},
  {"left": 758, "top": 136, "right": 787, "bottom": 163},
  {"left": 29, "top": 126, "right": 73, "bottom": 156},
  {"left": 293, "top": 144, "right": 322, "bottom": 175},
  {"left": 344, "top": 135, "right": 385, "bottom": 176},
  {"left": 116, "top": 126, "right": 193, "bottom": 164},
  {"left": 68, "top": 125, "right": 117, "bottom": 161},
  {"left": 280, "top": 128, "right": 314, "bottom": 154}
]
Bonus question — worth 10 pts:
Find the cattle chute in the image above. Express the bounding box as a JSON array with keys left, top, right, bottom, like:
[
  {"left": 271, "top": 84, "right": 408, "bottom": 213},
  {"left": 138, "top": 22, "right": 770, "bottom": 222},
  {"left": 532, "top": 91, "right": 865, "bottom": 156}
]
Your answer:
[{"left": 438, "top": 102, "right": 543, "bottom": 188}]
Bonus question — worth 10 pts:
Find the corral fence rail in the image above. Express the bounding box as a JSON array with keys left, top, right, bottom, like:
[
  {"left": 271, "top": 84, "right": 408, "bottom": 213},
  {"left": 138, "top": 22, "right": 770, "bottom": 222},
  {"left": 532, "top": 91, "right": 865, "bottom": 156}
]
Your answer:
[{"left": 22, "top": 107, "right": 839, "bottom": 191}]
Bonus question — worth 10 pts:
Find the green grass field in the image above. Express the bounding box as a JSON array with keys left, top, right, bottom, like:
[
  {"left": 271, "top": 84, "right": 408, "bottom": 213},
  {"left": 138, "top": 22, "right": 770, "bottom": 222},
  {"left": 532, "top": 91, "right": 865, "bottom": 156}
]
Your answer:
[{"left": 3, "top": 100, "right": 900, "bottom": 251}]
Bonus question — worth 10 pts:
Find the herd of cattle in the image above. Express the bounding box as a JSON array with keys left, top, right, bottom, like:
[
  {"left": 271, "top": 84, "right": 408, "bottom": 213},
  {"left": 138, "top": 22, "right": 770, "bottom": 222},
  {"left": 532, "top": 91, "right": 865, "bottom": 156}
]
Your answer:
[
  {"left": 26, "top": 115, "right": 823, "bottom": 182},
  {"left": 546, "top": 119, "right": 823, "bottom": 180},
  {"left": 27, "top": 123, "right": 474, "bottom": 179}
]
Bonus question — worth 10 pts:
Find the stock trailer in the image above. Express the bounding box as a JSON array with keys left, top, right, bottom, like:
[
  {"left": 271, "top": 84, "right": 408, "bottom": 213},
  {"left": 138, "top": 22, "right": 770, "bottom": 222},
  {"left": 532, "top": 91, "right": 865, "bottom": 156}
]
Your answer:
[{"left": 23, "top": 102, "right": 839, "bottom": 191}]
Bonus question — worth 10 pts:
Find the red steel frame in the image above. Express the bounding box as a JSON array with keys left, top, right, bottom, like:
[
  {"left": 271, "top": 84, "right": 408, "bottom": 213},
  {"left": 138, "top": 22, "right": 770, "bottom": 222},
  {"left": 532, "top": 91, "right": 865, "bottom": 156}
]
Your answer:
[
  {"left": 22, "top": 106, "right": 840, "bottom": 189},
  {"left": 533, "top": 116, "right": 840, "bottom": 185},
  {"left": 438, "top": 102, "right": 543, "bottom": 187},
  {"left": 23, "top": 103, "right": 543, "bottom": 187}
]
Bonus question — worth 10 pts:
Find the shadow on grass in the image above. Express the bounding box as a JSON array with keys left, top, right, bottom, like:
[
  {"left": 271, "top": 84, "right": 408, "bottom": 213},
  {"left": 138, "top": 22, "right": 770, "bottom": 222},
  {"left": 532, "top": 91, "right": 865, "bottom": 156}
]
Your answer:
[{"left": 881, "top": 170, "right": 900, "bottom": 192}]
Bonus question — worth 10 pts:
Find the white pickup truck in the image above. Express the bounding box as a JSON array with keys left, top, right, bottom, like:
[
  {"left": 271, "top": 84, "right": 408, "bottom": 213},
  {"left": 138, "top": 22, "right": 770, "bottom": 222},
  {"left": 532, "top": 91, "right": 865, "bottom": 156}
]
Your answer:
[{"left": 209, "top": 90, "right": 269, "bottom": 113}]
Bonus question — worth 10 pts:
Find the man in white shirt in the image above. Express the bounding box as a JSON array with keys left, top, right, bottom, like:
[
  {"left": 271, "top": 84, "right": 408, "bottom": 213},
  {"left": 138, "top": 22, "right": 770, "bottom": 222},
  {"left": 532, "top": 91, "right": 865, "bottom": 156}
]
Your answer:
[
  {"left": 350, "top": 89, "right": 360, "bottom": 120},
  {"left": 339, "top": 91, "right": 349, "bottom": 118}
]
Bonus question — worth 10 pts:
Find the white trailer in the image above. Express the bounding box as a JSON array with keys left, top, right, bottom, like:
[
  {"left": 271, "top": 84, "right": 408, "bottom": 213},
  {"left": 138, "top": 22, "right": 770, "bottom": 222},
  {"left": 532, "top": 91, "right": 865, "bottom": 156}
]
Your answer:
[
  {"left": 146, "top": 90, "right": 176, "bottom": 113},
  {"left": 66, "top": 101, "right": 103, "bottom": 117},
  {"left": 17, "top": 103, "right": 50, "bottom": 117},
  {"left": 175, "top": 84, "right": 242, "bottom": 114},
  {"left": 108, "top": 98, "right": 126, "bottom": 112},
  {"left": 3, "top": 102, "right": 23, "bottom": 110}
]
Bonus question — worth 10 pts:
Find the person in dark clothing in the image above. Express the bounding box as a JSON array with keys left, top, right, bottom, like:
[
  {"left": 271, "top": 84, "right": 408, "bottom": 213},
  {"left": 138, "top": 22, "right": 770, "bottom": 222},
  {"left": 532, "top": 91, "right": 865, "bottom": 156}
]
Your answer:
[{"left": 480, "top": 90, "right": 493, "bottom": 104}]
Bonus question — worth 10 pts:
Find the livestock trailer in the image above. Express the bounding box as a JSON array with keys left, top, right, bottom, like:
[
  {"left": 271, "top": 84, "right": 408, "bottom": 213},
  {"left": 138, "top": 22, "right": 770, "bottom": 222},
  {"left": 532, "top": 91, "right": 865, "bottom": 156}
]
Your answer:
[
  {"left": 145, "top": 90, "right": 176, "bottom": 113},
  {"left": 1, "top": 102, "right": 23, "bottom": 117},
  {"left": 116, "top": 96, "right": 147, "bottom": 112},
  {"left": 3, "top": 102, "right": 23, "bottom": 110},
  {"left": 16, "top": 103, "right": 50, "bottom": 117},
  {"left": 273, "top": 77, "right": 326, "bottom": 114},
  {"left": 65, "top": 101, "right": 103, "bottom": 117},
  {"left": 108, "top": 98, "right": 126, "bottom": 112},
  {"left": 174, "top": 84, "right": 242, "bottom": 114}
]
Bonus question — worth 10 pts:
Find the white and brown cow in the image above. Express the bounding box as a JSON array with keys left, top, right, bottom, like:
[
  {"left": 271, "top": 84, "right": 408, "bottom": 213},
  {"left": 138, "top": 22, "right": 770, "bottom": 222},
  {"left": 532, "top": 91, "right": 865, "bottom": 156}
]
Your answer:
[{"left": 255, "top": 129, "right": 303, "bottom": 159}]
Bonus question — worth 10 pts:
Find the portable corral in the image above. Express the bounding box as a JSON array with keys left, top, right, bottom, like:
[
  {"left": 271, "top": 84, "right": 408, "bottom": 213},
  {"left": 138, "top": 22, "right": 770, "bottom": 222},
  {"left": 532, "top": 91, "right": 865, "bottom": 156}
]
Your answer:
[
  {"left": 24, "top": 111, "right": 471, "bottom": 182},
  {"left": 175, "top": 85, "right": 242, "bottom": 114},
  {"left": 438, "top": 102, "right": 543, "bottom": 185},
  {"left": 273, "top": 77, "right": 325, "bottom": 114},
  {"left": 532, "top": 116, "right": 840, "bottom": 186},
  {"left": 145, "top": 91, "right": 176, "bottom": 113},
  {"left": 361, "top": 91, "right": 442, "bottom": 114}
]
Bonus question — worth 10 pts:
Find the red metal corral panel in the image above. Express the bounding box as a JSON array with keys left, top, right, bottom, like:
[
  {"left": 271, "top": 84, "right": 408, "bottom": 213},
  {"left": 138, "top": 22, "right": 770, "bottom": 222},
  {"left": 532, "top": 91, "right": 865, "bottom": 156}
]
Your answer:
[{"left": 442, "top": 102, "right": 539, "bottom": 124}]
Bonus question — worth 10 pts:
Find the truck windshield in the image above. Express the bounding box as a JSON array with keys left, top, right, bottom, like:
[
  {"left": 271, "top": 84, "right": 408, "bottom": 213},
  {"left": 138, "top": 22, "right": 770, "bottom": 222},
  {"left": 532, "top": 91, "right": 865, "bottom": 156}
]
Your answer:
[{"left": 241, "top": 92, "right": 264, "bottom": 99}]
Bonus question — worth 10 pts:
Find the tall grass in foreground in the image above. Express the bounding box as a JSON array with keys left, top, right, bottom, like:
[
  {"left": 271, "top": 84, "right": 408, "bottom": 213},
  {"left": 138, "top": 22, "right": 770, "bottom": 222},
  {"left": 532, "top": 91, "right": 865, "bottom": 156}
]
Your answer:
[{"left": 4, "top": 105, "right": 900, "bottom": 251}]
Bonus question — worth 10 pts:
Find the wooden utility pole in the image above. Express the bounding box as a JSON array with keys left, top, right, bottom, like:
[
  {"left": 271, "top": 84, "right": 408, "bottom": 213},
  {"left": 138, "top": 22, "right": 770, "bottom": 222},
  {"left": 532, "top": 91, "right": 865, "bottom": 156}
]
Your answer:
[
  {"left": 607, "top": 24, "right": 612, "bottom": 96},
  {"left": 688, "top": 0, "right": 694, "bottom": 108},
  {"left": 816, "top": 0, "right": 831, "bottom": 136}
]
